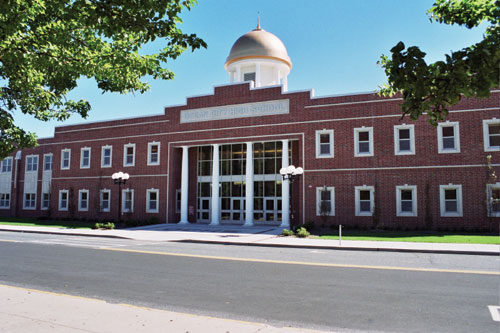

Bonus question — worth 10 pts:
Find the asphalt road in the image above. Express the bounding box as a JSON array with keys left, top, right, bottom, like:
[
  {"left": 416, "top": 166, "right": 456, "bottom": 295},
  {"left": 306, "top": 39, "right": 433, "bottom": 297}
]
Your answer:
[{"left": 0, "top": 232, "right": 498, "bottom": 332}]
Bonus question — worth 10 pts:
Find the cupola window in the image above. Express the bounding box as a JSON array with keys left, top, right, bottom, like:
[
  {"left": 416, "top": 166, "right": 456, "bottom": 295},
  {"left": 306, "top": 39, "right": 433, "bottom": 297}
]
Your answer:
[{"left": 244, "top": 72, "right": 256, "bottom": 82}]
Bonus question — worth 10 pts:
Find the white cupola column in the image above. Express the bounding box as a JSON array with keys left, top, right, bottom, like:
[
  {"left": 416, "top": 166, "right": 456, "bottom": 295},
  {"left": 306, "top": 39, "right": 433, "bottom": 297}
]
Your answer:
[
  {"left": 244, "top": 142, "right": 254, "bottom": 226},
  {"left": 210, "top": 144, "right": 220, "bottom": 225},
  {"left": 280, "top": 140, "right": 290, "bottom": 228},
  {"left": 255, "top": 62, "right": 261, "bottom": 87},
  {"left": 179, "top": 146, "right": 189, "bottom": 224}
]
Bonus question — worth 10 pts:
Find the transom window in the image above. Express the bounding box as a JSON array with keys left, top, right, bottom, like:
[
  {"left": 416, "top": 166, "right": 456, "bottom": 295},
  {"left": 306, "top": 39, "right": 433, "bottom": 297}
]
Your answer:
[
  {"left": 315, "top": 130, "right": 334, "bottom": 158},
  {"left": 26, "top": 156, "right": 38, "bottom": 172},
  {"left": 354, "top": 127, "right": 374, "bottom": 157},
  {"left": 1, "top": 158, "right": 12, "bottom": 173},
  {"left": 483, "top": 119, "right": 500, "bottom": 152},
  {"left": 80, "top": 148, "right": 91, "bottom": 169},
  {"left": 437, "top": 122, "right": 460, "bottom": 153}
]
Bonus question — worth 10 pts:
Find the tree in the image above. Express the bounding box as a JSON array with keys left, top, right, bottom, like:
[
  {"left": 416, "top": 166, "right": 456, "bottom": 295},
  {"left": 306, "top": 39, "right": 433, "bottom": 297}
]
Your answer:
[
  {"left": 0, "top": 0, "right": 206, "bottom": 158},
  {"left": 379, "top": 0, "right": 500, "bottom": 125}
]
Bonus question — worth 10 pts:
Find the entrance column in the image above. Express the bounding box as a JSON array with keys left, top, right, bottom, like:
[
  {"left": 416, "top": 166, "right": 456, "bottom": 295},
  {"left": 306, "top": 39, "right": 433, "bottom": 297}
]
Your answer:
[
  {"left": 281, "top": 139, "right": 290, "bottom": 228},
  {"left": 244, "top": 142, "right": 254, "bottom": 226},
  {"left": 179, "top": 146, "right": 189, "bottom": 224},
  {"left": 210, "top": 144, "right": 220, "bottom": 225}
]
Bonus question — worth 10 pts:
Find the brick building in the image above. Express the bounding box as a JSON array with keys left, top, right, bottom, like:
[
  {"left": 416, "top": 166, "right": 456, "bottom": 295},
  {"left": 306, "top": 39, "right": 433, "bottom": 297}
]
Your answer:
[{"left": 1, "top": 24, "right": 499, "bottom": 231}]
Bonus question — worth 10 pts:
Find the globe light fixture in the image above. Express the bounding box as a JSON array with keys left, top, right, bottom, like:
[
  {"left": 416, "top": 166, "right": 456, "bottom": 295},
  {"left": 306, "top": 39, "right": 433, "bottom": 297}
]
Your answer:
[
  {"left": 279, "top": 165, "right": 303, "bottom": 182},
  {"left": 111, "top": 172, "right": 130, "bottom": 224}
]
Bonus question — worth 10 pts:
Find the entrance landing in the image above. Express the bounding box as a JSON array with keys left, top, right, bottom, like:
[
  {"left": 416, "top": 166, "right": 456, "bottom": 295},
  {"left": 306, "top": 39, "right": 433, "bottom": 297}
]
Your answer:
[{"left": 126, "top": 223, "right": 283, "bottom": 235}]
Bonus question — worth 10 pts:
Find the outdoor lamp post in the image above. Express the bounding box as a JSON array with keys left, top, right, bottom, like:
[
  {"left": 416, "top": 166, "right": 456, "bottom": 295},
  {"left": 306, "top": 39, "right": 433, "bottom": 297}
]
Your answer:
[
  {"left": 112, "top": 172, "right": 129, "bottom": 224},
  {"left": 279, "top": 165, "right": 303, "bottom": 183}
]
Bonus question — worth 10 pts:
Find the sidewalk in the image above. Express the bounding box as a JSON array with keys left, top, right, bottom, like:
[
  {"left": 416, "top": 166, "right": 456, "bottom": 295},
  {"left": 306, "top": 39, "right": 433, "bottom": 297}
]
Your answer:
[
  {"left": 0, "top": 284, "right": 327, "bottom": 333},
  {"left": 0, "top": 224, "right": 498, "bottom": 255}
]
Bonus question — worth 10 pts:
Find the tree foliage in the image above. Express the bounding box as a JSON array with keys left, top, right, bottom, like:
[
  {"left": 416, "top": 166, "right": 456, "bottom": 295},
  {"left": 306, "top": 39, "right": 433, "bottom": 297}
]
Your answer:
[
  {"left": 379, "top": 0, "right": 500, "bottom": 125},
  {"left": 0, "top": 0, "right": 206, "bottom": 158}
]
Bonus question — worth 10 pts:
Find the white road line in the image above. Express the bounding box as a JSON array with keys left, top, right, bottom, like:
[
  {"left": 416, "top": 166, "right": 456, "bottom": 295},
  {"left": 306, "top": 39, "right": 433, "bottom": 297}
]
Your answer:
[{"left": 488, "top": 306, "right": 500, "bottom": 322}]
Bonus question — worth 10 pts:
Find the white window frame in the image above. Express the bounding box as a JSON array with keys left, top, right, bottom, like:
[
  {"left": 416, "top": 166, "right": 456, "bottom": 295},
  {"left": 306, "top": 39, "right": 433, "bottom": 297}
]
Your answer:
[
  {"left": 43, "top": 154, "right": 53, "bottom": 171},
  {"left": 483, "top": 118, "right": 500, "bottom": 152},
  {"left": 0, "top": 193, "right": 11, "bottom": 209},
  {"left": 393, "top": 124, "right": 415, "bottom": 155},
  {"left": 396, "top": 185, "right": 417, "bottom": 217},
  {"left": 439, "top": 184, "right": 463, "bottom": 217},
  {"left": 315, "top": 130, "right": 334, "bottom": 158},
  {"left": 80, "top": 147, "right": 91, "bottom": 169},
  {"left": 101, "top": 145, "right": 113, "bottom": 168},
  {"left": 59, "top": 190, "right": 69, "bottom": 211},
  {"left": 25, "top": 155, "right": 38, "bottom": 172},
  {"left": 487, "top": 183, "right": 500, "bottom": 217},
  {"left": 354, "top": 127, "right": 374, "bottom": 157},
  {"left": 23, "top": 193, "right": 36, "bottom": 210},
  {"left": 78, "top": 189, "right": 89, "bottom": 211},
  {"left": 316, "top": 186, "right": 335, "bottom": 216},
  {"left": 123, "top": 144, "right": 136, "bottom": 167},
  {"left": 147, "top": 142, "right": 161, "bottom": 166},
  {"left": 1, "top": 157, "right": 13, "bottom": 173},
  {"left": 355, "top": 185, "right": 374, "bottom": 216},
  {"left": 122, "top": 189, "right": 134, "bottom": 213},
  {"left": 100, "top": 189, "right": 111, "bottom": 212},
  {"left": 61, "top": 149, "right": 71, "bottom": 170},
  {"left": 41, "top": 192, "right": 50, "bottom": 210},
  {"left": 146, "top": 188, "right": 159, "bottom": 213},
  {"left": 437, "top": 122, "right": 460, "bottom": 153}
]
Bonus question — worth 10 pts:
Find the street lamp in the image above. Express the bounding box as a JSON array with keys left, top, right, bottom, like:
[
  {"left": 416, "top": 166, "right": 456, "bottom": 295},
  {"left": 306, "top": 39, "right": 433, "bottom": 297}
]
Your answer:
[
  {"left": 279, "top": 165, "right": 303, "bottom": 183},
  {"left": 112, "top": 172, "right": 130, "bottom": 224}
]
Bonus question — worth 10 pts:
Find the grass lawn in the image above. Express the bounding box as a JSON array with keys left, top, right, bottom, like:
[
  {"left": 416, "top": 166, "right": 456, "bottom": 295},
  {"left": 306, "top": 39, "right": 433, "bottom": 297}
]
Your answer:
[
  {"left": 0, "top": 217, "right": 94, "bottom": 229},
  {"left": 316, "top": 230, "right": 500, "bottom": 244}
]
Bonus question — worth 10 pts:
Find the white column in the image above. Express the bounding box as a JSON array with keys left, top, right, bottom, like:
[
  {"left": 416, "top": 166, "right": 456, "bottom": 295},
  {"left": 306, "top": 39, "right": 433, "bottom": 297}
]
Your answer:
[
  {"left": 244, "top": 142, "right": 254, "bottom": 226},
  {"left": 229, "top": 71, "right": 234, "bottom": 83},
  {"left": 280, "top": 139, "right": 290, "bottom": 228},
  {"left": 210, "top": 144, "right": 220, "bottom": 225},
  {"left": 274, "top": 67, "right": 280, "bottom": 86},
  {"left": 283, "top": 75, "right": 288, "bottom": 92},
  {"left": 179, "top": 146, "right": 189, "bottom": 224},
  {"left": 255, "top": 62, "right": 261, "bottom": 87},
  {"left": 236, "top": 65, "right": 241, "bottom": 82}
]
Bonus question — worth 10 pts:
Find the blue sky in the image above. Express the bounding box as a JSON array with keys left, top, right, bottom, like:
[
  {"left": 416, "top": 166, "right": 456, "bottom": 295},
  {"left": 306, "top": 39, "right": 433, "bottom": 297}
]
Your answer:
[{"left": 17, "top": 0, "right": 487, "bottom": 138}]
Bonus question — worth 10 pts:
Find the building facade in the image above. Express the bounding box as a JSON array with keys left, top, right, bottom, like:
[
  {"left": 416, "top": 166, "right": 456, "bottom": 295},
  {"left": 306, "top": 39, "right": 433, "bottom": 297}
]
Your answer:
[{"left": 1, "top": 25, "right": 499, "bottom": 231}]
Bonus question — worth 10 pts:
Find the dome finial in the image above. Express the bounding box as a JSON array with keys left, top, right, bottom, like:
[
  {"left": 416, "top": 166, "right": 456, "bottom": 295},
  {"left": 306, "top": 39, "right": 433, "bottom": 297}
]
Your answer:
[{"left": 257, "top": 14, "right": 261, "bottom": 30}]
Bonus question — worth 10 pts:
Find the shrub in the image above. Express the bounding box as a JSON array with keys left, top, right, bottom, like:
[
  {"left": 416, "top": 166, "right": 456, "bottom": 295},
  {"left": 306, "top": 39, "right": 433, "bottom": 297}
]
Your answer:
[
  {"left": 94, "top": 222, "right": 115, "bottom": 230},
  {"left": 148, "top": 216, "right": 160, "bottom": 225},
  {"left": 281, "top": 229, "right": 294, "bottom": 236},
  {"left": 295, "top": 227, "right": 310, "bottom": 238}
]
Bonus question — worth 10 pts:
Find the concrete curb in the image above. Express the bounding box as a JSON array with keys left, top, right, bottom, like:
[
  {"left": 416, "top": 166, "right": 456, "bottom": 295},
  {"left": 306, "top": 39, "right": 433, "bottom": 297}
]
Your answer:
[
  {"left": 0, "top": 228, "right": 130, "bottom": 240},
  {"left": 173, "top": 239, "right": 500, "bottom": 256}
]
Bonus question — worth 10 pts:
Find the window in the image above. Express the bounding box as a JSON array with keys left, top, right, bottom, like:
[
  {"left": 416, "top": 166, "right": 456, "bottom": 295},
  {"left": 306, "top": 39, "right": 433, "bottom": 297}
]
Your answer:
[
  {"left": 437, "top": 122, "right": 460, "bottom": 153},
  {"left": 244, "top": 72, "right": 256, "bottom": 82},
  {"left": 123, "top": 144, "right": 135, "bottom": 167},
  {"left": 394, "top": 125, "right": 415, "bottom": 155},
  {"left": 148, "top": 142, "right": 160, "bottom": 165},
  {"left": 176, "top": 189, "right": 182, "bottom": 213},
  {"left": 354, "top": 127, "right": 374, "bottom": 157},
  {"left": 316, "top": 186, "right": 335, "bottom": 216},
  {"left": 0, "top": 193, "right": 10, "bottom": 209},
  {"left": 100, "top": 189, "right": 111, "bottom": 212},
  {"left": 355, "top": 186, "right": 374, "bottom": 216},
  {"left": 122, "top": 189, "right": 134, "bottom": 213},
  {"left": 483, "top": 119, "right": 500, "bottom": 152},
  {"left": 61, "top": 149, "right": 71, "bottom": 170},
  {"left": 24, "top": 193, "right": 36, "bottom": 210},
  {"left": 396, "top": 185, "right": 417, "bottom": 217},
  {"left": 487, "top": 183, "right": 500, "bottom": 217},
  {"left": 146, "top": 189, "right": 159, "bottom": 213},
  {"left": 315, "top": 130, "right": 334, "bottom": 158},
  {"left": 440, "top": 184, "right": 463, "bottom": 217},
  {"left": 43, "top": 154, "right": 53, "bottom": 171},
  {"left": 80, "top": 147, "right": 91, "bottom": 169},
  {"left": 1, "top": 157, "right": 12, "bottom": 173},
  {"left": 59, "top": 190, "right": 69, "bottom": 211},
  {"left": 78, "top": 189, "right": 89, "bottom": 211},
  {"left": 41, "top": 193, "right": 50, "bottom": 210},
  {"left": 26, "top": 155, "right": 38, "bottom": 172},
  {"left": 101, "top": 146, "right": 112, "bottom": 168}
]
